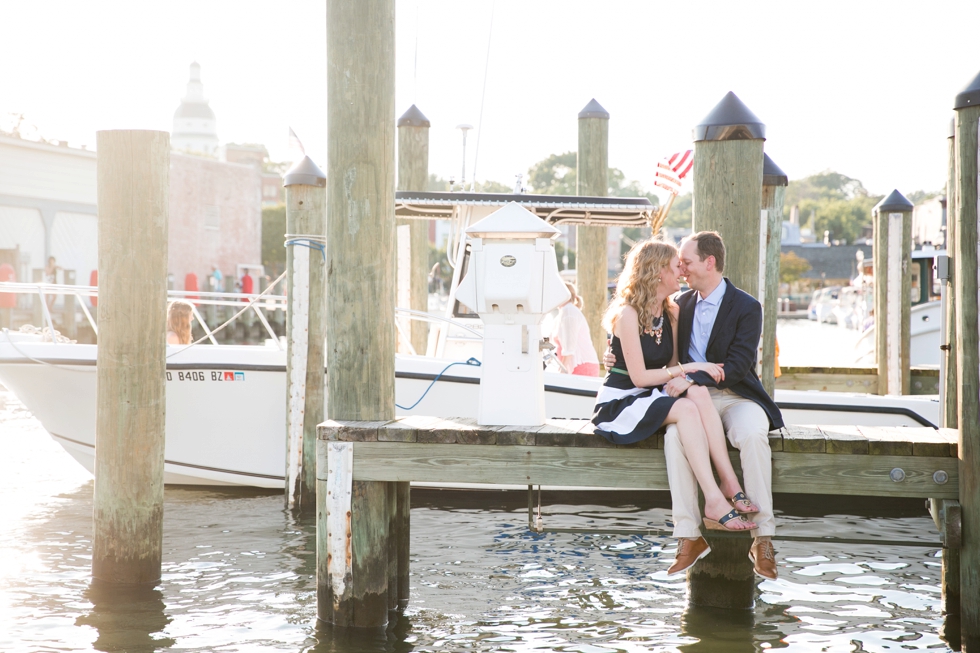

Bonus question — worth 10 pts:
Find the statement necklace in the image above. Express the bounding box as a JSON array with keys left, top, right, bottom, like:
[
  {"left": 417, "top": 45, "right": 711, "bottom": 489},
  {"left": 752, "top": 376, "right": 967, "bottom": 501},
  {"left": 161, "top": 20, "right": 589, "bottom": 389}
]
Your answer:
[{"left": 644, "top": 312, "right": 665, "bottom": 345}]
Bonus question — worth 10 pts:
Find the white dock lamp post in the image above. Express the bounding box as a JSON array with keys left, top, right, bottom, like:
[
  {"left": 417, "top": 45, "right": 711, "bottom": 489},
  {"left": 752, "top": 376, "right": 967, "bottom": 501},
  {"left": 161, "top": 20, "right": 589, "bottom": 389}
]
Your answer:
[{"left": 455, "top": 202, "right": 570, "bottom": 426}]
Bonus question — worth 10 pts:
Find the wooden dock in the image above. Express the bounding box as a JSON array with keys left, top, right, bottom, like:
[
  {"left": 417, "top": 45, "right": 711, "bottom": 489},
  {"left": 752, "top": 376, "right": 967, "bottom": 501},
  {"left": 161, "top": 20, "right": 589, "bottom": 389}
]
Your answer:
[
  {"left": 319, "top": 417, "right": 958, "bottom": 498},
  {"left": 315, "top": 417, "right": 961, "bottom": 629}
]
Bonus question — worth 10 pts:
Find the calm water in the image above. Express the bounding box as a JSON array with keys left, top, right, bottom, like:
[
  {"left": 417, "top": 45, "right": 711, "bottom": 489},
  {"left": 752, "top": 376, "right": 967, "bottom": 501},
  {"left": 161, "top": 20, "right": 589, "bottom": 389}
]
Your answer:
[{"left": 0, "top": 378, "right": 953, "bottom": 653}]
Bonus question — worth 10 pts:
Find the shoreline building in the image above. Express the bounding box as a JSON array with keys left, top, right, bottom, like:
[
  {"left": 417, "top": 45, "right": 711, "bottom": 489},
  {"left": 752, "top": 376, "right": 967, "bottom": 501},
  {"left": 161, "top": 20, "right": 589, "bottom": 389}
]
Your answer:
[
  {"left": 172, "top": 62, "right": 219, "bottom": 158},
  {"left": 0, "top": 62, "right": 269, "bottom": 297}
]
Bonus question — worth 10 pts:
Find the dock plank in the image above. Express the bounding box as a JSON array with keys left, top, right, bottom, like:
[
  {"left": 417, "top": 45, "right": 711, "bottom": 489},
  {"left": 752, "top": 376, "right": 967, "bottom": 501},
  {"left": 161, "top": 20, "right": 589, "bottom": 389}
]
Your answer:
[
  {"left": 819, "top": 425, "right": 869, "bottom": 455},
  {"left": 781, "top": 425, "right": 826, "bottom": 453},
  {"left": 858, "top": 425, "right": 914, "bottom": 456}
]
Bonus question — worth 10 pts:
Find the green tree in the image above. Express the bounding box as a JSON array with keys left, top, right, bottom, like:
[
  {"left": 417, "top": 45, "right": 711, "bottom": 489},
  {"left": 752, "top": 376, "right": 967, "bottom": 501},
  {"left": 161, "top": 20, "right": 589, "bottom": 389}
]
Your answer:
[
  {"left": 784, "top": 170, "right": 882, "bottom": 245},
  {"left": 261, "top": 203, "right": 287, "bottom": 276},
  {"left": 906, "top": 189, "right": 943, "bottom": 204},
  {"left": 526, "top": 152, "right": 577, "bottom": 195},
  {"left": 663, "top": 193, "right": 692, "bottom": 229},
  {"left": 779, "top": 251, "right": 812, "bottom": 285}
]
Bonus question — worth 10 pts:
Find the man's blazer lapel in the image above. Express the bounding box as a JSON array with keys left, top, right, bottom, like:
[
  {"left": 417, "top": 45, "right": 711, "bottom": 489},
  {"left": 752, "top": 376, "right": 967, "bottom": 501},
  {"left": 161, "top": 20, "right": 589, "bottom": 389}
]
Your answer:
[
  {"left": 677, "top": 290, "right": 696, "bottom": 360},
  {"left": 705, "top": 279, "right": 736, "bottom": 353}
]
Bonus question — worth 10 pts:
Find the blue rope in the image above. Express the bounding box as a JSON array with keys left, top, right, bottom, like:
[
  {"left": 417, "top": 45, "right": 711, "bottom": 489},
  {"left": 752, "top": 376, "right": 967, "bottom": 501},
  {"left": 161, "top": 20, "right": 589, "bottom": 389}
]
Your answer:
[
  {"left": 396, "top": 357, "right": 481, "bottom": 411},
  {"left": 285, "top": 239, "right": 326, "bottom": 261}
]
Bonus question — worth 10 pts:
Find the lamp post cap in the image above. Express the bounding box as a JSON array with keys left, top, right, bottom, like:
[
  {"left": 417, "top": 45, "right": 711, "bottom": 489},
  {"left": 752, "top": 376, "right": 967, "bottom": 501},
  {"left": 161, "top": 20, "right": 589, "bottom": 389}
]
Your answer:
[
  {"left": 397, "top": 104, "right": 430, "bottom": 128},
  {"left": 578, "top": 98, "right": 610, "bottom": 119},
  {"left": 283, "top": 155, "right": 326, "bottom": 187},
  {"left": 763, "top": 154, "right": 788, "bottom": 187},
  {"left": 953, "top": 70, "right": 980, "bottom": 110},
  {"left": 873, "top": 189, "right": 914, "bottom": 214},
  {"left": 694, "top": 91, "right": 766, "bottom": 142}
]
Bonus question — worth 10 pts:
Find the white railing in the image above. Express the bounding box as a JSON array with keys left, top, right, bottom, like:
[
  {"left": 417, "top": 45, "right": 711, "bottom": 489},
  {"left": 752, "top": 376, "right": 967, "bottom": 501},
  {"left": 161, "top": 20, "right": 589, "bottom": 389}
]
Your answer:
[{"left": 0, "top": 282, "right": 484, "bottom": 353}]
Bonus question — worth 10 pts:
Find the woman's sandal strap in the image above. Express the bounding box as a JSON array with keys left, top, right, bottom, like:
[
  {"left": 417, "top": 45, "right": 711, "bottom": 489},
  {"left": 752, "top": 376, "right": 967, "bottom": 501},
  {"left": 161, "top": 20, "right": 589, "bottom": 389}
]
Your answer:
[{"left": 718, "top": 508, "right": 741, "bottom": 525}]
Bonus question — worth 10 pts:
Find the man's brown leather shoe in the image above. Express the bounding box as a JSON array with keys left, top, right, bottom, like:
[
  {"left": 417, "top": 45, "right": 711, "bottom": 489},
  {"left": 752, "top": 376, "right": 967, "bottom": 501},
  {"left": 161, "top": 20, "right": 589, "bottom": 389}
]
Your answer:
[
  {"left": 667, "top": 536, "right": 710, "bottom": 577},
  {"left": 749, "top": 537, "right": 777, "bottom": 580}
]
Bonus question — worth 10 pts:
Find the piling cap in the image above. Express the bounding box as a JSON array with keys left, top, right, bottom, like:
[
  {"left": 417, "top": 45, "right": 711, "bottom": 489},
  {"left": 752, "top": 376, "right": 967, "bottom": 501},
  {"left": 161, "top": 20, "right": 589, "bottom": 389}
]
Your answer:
[
  {"left": 283, "top": 155, "right": 326, "bottom": 187},
  {"left": 694, "top": 91, "right": 766, "bottom": 142},
  {"left": 949, "top": 115, "right": 956, "bottom": 139},
  {"left": 873, "top": 189, "right": 914, "bottom": 215},
  {"left": 397, "top": 104, "right": 430, "bottom": 128},
  {"left": 953, "top": 70, "right": 980, "bottom": 110},
  {"left": 762, "top": 154, "right": 788, "bottom": 187},
  {"left": 578, "top": 98, "right": 609, "bottom": 119}
]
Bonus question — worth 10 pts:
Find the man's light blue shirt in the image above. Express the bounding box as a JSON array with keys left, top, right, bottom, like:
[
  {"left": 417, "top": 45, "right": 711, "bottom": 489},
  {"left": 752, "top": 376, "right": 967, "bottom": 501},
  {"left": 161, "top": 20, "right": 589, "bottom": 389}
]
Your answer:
[{"left": 688, "top": 279, "right": 726, "bottom": 363}]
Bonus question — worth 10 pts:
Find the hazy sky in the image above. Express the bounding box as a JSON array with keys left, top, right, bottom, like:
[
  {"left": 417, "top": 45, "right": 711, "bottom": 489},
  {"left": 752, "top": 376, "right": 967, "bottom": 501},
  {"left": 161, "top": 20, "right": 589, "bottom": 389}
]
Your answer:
[{"left": 3, "top": 0, "right": 979, "bottom": 199}]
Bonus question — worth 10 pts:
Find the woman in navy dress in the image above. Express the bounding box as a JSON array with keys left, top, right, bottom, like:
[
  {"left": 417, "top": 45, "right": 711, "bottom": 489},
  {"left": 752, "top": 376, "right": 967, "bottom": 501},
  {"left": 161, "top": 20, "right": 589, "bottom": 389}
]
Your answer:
[{"left": 592, "top": 240, "right": 755, "bottom": 533}]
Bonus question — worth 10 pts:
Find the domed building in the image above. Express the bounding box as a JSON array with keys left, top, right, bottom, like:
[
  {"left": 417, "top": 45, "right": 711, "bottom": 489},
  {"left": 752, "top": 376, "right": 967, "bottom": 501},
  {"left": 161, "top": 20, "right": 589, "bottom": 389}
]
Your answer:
[{"left": 172, "top": 62, "right": 219, "bottom": 156}]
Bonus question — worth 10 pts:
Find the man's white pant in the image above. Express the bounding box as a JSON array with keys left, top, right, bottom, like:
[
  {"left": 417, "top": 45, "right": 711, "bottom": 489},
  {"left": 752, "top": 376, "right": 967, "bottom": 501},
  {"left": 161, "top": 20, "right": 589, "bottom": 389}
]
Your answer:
[{"left": 664, "top": 387, "right": 775, "bottom": 538}]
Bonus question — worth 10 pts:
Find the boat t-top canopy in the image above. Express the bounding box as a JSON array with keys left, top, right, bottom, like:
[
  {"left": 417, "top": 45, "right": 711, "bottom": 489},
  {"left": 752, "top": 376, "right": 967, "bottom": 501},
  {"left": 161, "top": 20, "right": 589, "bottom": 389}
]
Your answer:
[{"left": 395, "top": 191, "right": 656, "bottom": 227}]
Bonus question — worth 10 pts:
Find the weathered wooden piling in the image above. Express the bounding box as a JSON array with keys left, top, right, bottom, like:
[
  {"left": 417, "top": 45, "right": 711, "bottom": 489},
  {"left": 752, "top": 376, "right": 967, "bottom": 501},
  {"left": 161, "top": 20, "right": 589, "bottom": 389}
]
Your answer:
[
  {"left": 284, "top": 156, "right": 327, "bottom": 514},
  {"left": 576, "top": 99, "right": 609, "bottom": 361},
  {"left": 690, "top": 92, "right": 767, "bottom": 609},
  {"left": 943, "top": 116, "right": 957, "bottom": 429},
  {"left": 92, "top": 130, "right": 169, "bottom": 585},
  {"left": 872, "top": 190, "right": 913, "bottom": 396},
  {"left": 319, "top": 0, "right": 397, "bottom": 630},
  {"left": 760, "top": 155, "right": 788, "bottom": 397},
  {"left": 397, "top": 104, "right": 431, "bottom": 356},
  {"left": 953, "top": 69, "right": 980, "bottom": 651},
  {"left": 692, "top": 91, "right": 766, "bottom": 297}
]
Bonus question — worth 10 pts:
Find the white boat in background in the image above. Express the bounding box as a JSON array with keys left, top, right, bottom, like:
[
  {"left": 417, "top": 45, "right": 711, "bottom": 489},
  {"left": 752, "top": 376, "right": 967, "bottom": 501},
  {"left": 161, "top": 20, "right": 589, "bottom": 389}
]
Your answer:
[
  {"left": 855, "top": 247, "right": 945, "bottom": 366},
  {"left": 0, "top": 192, "right": 942, "bottom": 488}
]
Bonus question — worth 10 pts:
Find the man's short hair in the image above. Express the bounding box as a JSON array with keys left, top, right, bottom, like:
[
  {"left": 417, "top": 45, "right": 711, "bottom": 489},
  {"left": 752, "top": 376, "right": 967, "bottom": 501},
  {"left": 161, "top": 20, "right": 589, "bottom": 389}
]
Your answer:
[{"left": 689, "top": 231, "right": 725, "bottom": 272}]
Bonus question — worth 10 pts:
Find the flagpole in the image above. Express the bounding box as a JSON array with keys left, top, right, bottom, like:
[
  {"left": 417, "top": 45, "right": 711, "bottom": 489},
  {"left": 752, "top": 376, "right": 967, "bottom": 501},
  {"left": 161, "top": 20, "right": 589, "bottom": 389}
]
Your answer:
[{"left": 651, "top": 192, "right": 677, "bottom": 233}]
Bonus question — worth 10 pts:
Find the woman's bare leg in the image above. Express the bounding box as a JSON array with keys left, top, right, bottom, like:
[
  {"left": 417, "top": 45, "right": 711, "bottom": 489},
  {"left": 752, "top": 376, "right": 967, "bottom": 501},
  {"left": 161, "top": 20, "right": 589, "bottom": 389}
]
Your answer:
[
  {"left": 685, "top": 385, "right": 758, "bottom": 510},
  {"left": 663, "top": 398, "right": 753, "bottom": 530}
]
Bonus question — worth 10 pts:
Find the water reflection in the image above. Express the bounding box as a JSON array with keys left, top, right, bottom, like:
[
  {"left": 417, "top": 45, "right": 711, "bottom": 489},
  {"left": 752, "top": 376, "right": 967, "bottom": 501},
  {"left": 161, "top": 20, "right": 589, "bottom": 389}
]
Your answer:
[
  {"left": 75, "top": 581, "right": 175, "bottom": 652},
  {"left": 306, "top": 615, "right": 414, "bottom": 653},
  {"left": 0, "top": 388, "right": 955, "bottom": 652}
]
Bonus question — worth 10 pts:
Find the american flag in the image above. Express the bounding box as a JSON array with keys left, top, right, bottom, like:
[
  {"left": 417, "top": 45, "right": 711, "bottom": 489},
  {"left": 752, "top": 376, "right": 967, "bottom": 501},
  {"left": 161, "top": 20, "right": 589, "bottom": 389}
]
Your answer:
[{"left": 653, "top": 150, "right": 693, "bottom": 195}]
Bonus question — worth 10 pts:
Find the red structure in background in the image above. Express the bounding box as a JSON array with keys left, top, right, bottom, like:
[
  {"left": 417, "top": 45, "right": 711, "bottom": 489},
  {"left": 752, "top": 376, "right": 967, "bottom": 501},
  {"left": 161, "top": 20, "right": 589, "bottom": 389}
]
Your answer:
[
  {"left": 89, "top": 270, "right": 98, "bottom": 307},
  {"left": 184, "top": 273, "right": 199, "bottom": 304},
  {"left": 240, "top": 272, "right": 253, "bottom": 300},
  {"left": 0, "top": 263, "right": 16, "bottom": 308}
]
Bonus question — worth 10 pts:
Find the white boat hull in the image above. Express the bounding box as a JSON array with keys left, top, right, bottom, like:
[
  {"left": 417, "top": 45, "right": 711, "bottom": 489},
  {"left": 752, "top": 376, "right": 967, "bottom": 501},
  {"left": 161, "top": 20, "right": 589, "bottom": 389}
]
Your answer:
[{"left": 0, "top": 340, "right": 940, "bottom": 488}]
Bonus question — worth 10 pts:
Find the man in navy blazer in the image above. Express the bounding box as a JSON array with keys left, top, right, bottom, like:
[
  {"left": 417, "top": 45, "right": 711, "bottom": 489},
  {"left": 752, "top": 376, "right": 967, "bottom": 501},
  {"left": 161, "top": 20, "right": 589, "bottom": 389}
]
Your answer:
[{"left": 663, "top": 231, "right": 784, "bottom": 580}]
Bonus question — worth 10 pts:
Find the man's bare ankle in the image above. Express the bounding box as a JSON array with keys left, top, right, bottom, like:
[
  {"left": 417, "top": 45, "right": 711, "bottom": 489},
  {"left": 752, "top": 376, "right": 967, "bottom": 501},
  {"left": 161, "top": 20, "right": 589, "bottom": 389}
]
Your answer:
[{"left": 754, "top": 535, "right": 771, "bottom": 543}]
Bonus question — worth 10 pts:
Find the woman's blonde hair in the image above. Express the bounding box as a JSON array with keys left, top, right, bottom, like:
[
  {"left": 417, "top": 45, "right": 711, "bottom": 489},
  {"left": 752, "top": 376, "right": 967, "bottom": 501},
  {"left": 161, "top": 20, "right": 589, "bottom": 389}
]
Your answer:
[
  {"left": 167, "top": 300, "right": 194, "bottom": 345},
  {"left": 602, "top": 239, "right": 677, "bottom": 335},
  {"left": 563, "top": 282, "right": 583, "bottom": 309}
]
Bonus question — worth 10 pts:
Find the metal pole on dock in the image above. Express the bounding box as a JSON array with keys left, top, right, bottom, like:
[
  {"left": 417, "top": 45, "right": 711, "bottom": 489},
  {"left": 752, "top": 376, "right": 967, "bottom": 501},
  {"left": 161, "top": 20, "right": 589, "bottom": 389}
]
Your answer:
[
  {"left": 397, "top": 104, "right": 431, "bottom": 356},
  {"left": 576, "top": 99, "right": 610, "bottom": 362},
  {"left": 943, "top": 117, "right": 957, "bottom": 429},
  {"left": 872, "top": 190, "right": 913, "bottom": 396},
  {"left": 690, "top": 91, "right": 766, "bottom": 609},
  {"left": 953, "top": 70, "right": 980, "bottom": 651},
  {"left": 761, "top": 154, "right": 788, "bottom": 397},
  {"left": 319, "top": 0, "right": 397, "bottom": 630},
  {"left": 92, "top": 130, "right": 169, "bottom": 585},
  {"left": 63, "top": 269, "right": 77, "bottom": 341},
  {"left": 284, "top": 156, "right": 327, "bottom": 514}
]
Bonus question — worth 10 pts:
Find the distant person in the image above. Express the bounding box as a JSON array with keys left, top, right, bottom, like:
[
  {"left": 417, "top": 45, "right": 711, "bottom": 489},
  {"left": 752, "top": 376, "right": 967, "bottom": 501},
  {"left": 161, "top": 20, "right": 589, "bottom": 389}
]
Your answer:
[
  {"left": 166, "top": 300, "right": 194, "bottom": 345},
  {"left": 44, "top": 256, "right": 61, "bottom": 309},
  {"left": 241, "top": 271, "right": 254, "bottom": 300},
  {"left": 210, "top": 265, "right": 223, "bottom": 293},
  {"left": 551, "top": 282, "right": 599, "bottom": 376}
]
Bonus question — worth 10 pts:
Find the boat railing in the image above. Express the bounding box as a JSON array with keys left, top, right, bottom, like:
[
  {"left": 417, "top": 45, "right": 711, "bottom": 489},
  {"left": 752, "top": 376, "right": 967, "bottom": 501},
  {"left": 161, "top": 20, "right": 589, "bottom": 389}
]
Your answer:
[{"left": 0, "top": 281, "right": 483, "bottom": 354}]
